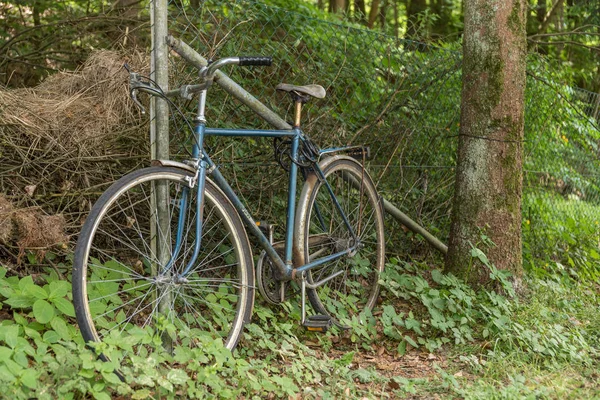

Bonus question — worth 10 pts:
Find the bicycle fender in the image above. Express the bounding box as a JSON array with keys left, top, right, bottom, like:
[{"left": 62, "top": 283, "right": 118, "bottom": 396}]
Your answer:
[{"left": 151, "top": 159, "right": 196, "bottom": 174}]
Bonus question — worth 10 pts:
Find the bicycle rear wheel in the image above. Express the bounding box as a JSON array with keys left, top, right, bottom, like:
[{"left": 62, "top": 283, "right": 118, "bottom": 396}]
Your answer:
[
  {"left": 72, "top": 166, "right": 253, "bottom": 356},
  {"left": 295, "top": 156, "right": 385, "bottom": 326}
]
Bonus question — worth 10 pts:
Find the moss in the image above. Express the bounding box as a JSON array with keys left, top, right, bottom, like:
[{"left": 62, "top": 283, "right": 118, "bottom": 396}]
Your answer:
[{"left": 508, "top": 0, "right": 524, "bottom": 36}]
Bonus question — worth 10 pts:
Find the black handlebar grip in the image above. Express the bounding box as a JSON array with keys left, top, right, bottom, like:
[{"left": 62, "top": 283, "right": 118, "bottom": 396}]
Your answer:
[{"left": 239, "top": 57, "right": 273, "bottom": 66}]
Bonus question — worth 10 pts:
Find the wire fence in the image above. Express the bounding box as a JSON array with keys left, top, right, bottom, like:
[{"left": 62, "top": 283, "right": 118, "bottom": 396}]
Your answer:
[{"left": 155, "top": 0, "right": 600, "bottom": 262}]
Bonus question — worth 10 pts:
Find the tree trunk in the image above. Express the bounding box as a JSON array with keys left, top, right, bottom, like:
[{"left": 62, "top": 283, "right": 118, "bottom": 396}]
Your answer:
[
  {"left": 330, "top": 0, "right": 346, "bottom": 13},
  {"left": 355, "top": 0, "right": 367, "bottom": 23},
  {"left": 367, "top": 0, "right": 381, "bottom": 28},
  {"left": 445, "top": 0, "right": 527, "bottom": 288},
  {"left": 406, "top": 0, "right": 427, "bottom": 38},
  {"left": 394, "top": 0, "right": 399, "bottom": 38},
  {"left": 538, "top": 0, "right": 563, "bottom": 34},
  {"left": 380, "top": 0, "right": 387, "bottom": 29},
  {"left": 431, "top": 0, "right": 452, "bottom": 37},
  {"left": 536, "top": 0, "right": 546, "bottom": 26}
]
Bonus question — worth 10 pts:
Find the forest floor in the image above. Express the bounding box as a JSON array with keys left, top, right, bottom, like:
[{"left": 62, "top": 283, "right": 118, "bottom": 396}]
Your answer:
[{"left": 0, "top": 254, "right": 598, "bottom": 399}]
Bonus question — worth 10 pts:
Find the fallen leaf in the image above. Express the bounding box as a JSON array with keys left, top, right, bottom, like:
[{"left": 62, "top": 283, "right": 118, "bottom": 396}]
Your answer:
[{"left": 24, "top": 185, "right": 36, "bottom": 197}]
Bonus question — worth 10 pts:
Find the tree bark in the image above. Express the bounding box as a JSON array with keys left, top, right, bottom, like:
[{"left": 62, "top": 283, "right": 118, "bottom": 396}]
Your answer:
[
  {"left": 330, "top": 0, "right": 346, "bottom": 13},
  {"left": 445, "top": 0, "right": 527, "bottom": 288},
  {"left": 354, "top": 0, "right": 367, "bottom": 24},
  {"left": 431, "top": 0, "right": 452, "bottom": 37},
  {"left": 379, "top": 0, "right": 387, "bottom": 29},
  {"left": 406, "top": 0, "right": 427, "bottom": 38},
  {"left": 367, "top": 0, "right": 381, "bottom": 28},
  {"left": 536, "top": 0, "right": 547, "bottom": 26}
]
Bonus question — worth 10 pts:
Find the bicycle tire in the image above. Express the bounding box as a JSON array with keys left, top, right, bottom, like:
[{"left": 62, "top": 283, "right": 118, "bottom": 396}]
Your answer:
[
  {"left": 72, "top": 166, "right": 254, "bottom": 356},
  {"left": 295, "top": 156, "right": 385, "bottom": 326}
]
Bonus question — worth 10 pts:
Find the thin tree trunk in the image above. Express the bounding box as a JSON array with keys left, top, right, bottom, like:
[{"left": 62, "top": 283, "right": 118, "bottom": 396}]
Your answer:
[
  {"left": 445, "top": 0, "right": 527, "bottom": 288},
  {"left": 330, "top": 0, "right": 346, "bottom": 13},
  {"left": 536, "top": 0, "right": 547, "bottom": 26},
  {"left": 538, "top": 0, "right": 563, "bottom": 34},
  {"left": 406, "top": 0, "right": 427, "bottom": 38},
  {"left": 431, "top": 0, "right": 452, "bottom": 37},
  {"left": 394, "top": 0, "right": 399, "bottom": 38},
  {"left": 355, "top": 0, "right": 367, "bottom": 23},
  {"left": 368, "top": 0, "right": 381, "bottom": 28},
  {"left": 380, "top": 0, "right": 387, "bottom": 29}
]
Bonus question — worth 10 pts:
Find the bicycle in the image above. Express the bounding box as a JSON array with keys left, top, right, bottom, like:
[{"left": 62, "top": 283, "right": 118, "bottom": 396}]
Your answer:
[{"left": 72, "top": 49, "right": 385, "bottom": 356}]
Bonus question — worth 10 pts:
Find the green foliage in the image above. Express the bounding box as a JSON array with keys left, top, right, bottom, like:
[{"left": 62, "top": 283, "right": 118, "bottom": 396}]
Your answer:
[
  {"left": 523, "top": 190, "right": 600, "bottom": 282},
  {"left": 0, "top": 264, "right": 380, "bottom": 398},
  {"left": 377, "top": 251, "right": 597, "bottom": 365}
]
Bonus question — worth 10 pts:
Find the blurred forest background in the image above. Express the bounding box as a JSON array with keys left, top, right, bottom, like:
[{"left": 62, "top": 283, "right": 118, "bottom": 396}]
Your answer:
[{"left": 0, "top": 1, "right": 600, "bottom": 398}]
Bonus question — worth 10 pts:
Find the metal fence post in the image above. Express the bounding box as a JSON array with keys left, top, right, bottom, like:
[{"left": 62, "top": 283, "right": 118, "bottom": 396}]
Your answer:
[
  {"left": 153, "top": 0, "right": 169, "bottom": 161},
  {"left": 151, "top": 0, "right": 172, "bottom": 349}
]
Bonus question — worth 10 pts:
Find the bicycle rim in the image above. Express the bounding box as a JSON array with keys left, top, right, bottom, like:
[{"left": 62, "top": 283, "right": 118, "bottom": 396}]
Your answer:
[
  {"left": 296, "top": 157, "right": 385, "bottom": 326},
  {"left": 72, "top": 166, "right": 253, "bottom": 357}
]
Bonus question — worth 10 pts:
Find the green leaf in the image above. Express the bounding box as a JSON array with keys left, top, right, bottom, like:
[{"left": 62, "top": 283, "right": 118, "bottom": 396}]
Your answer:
[
  {"left": 0, "top": 283, "right": 13, "bottom": 299},
  {"left": 20, "top": 369, "right": 38, "bottom": 389},
  {"left": 43, "top": 330, "right": 60, "bottom": 344},
  {"left": 0, "top": 366, "right": 16, "bottom": 383},
  {"left": 404, "top": 335, "right": 419, "bottom": 348},
  {"left": 4, "top": 295, "right": 35, "bottom": 309},
  {"left": 33, "top": 299, "right": 55, "bottom": 324},
  {"left": 50, "top": 316, "right": 71, "bottom": 339},
  {"left": 167, "top": 369, "right": 189, "bottom": 385},
  {"left": 52, "top": 297, "right": 75, "bottom": 317},
  {"left": 430, "top": 269, "right": 444, "bottom": 284},
  {"left": 132, "top": 389, "right": 151, "bottom": 399},
  {"left": 102, "top": 371, "right": 123, "bottom": 385},
  {"left": 92, "top": 392, "right": 111, "bottom": 400},
  {"left": 4, "top": 325, "right": 19, "bottom": 348},
  {"left": 470, "top": 248, "right": 490, "bottom": 266},
  {"left": 397, "top": 340, "right": 407, "bottom": 356},
  {"left": 0, "top": 346, "right": 12, "bottom": 359},
  {"left": 12, "top": 312, "right": 27, "bottom": 326},
  {"left": 24, "top": 284, "right": 48, "bottom": 300},
  {"left": 157, "top": 376, "right": 174, "bottom": 392},
  {"left": 48, "top": 281, "right": 70, "bottom": 300},
  {"left": 18, "top": 275, "right": 34, "bottom": 290},
  {"left": 13, "top": 350, "right": 29, "bottom": 368}
]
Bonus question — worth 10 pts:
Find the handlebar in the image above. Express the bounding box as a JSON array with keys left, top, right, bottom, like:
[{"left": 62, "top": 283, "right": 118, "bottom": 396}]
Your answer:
[
  {"left": 203, "top": 56, "right": 272, "bottom": 81},
  {"left": 125, "top": 55, "right": 273, "bottom": 108}
]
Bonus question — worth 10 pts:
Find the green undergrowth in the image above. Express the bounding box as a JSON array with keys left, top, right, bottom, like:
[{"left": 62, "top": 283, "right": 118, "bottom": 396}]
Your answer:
[
  {"left": 0, "top": 248, "right": 599, "bottom": 398},
  {"left": 524, "top": 191, "right": 600, "bottom": 282},
  {"left": 0, "top": 262, "right": 378, "bottom": 399},
  {"left": 372, "top": 254, "right": 600, "bottom": 398}
]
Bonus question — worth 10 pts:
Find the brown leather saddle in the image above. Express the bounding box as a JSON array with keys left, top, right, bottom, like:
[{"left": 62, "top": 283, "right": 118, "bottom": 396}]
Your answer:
[{"left": 276, "top": 83, "right": 326, "bottom": 103}]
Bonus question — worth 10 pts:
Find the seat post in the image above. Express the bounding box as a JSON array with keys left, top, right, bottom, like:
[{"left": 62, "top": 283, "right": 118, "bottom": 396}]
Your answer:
[{"left": 294, "top": 101, "right": 303, "bottom": 128}]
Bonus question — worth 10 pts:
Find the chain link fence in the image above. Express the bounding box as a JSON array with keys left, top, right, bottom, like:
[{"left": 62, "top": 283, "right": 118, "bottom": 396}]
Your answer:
[{"left": 155, "top": 0, "right": 600, "bottom": 263}]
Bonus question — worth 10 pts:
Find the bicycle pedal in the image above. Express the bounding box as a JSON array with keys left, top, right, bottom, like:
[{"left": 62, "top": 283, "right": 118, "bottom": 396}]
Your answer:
[{"left": 303, "top": 315, "right": 332, "bottom": 333}]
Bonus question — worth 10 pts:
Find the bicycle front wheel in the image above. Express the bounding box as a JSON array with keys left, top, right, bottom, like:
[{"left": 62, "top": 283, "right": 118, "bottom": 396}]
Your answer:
[
  {"left": 72, "top": 166, "right": 254, "bottom": 355},
  {"left": 295, "top": 156, "right": 385, "bottom": 326}
]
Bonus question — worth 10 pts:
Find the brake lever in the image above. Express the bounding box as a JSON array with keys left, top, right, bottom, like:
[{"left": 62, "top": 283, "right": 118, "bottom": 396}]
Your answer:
[
  {"left": 130, "top": 88, "right": 146, "bottom": 115},
  {"left": 125, "top": 63, "right": 147, "bottom": 114}
]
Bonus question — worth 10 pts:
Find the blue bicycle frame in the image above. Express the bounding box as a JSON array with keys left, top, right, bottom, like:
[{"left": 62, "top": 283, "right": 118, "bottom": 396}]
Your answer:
[{"left": 161, "top": 102, "right": 359, "bottom": 283}]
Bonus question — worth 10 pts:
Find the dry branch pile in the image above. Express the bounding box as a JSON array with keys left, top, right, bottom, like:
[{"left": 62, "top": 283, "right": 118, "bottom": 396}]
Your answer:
[{"left": 0, "top": 50, "right": 150, "bottom": 260}]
